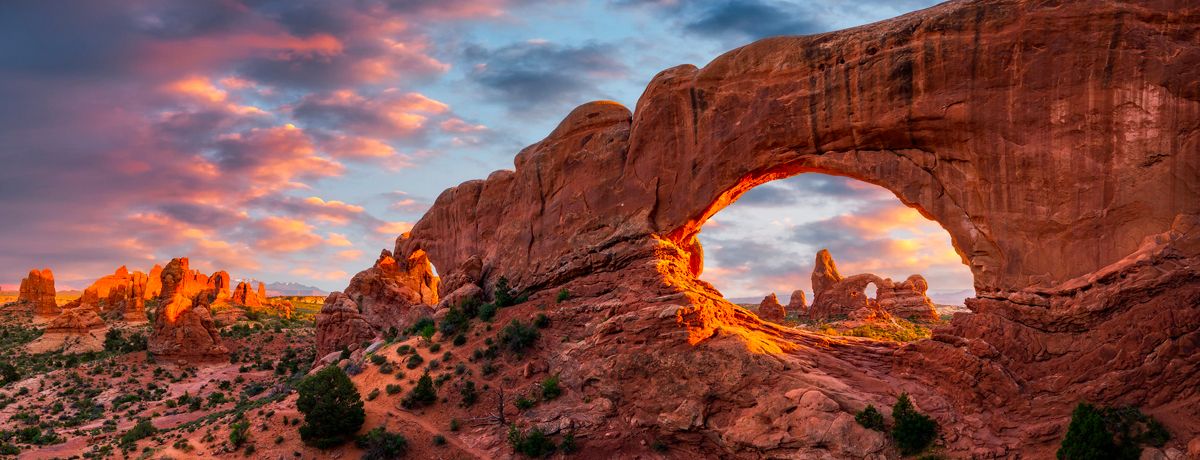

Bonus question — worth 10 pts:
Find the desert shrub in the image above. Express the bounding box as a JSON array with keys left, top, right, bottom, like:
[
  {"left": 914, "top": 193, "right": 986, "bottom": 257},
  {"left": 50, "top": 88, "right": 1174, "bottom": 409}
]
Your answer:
[
  {"left": 386, "top": 384, "right": 402, "bottom": 395},
  {"left": 429, "top": 343, "right": 441, "bottom": 353},
  {"left": 406, "top": 354, "right": 424, "bottom": 369},
  {"left": 104, "top": 329, "right": 148, "bottom": 353},
  {"left": 508, "top": 424, "right": 556, "bottom": 458},
  {"left": 379, "top": 363, "right": 394, "bottom": 374},
  {"left": 119, "top": 419, "right": 156, "bottom": 446},
  {"left": 560, "top": 431, "right": 578, "bottom": 453},
  {"left": 453, "top": 334, "right": 467, "bottom": 346},
  {"left": 440, "top": 306, "right": 470, "bottom": 336},
  {"left": 0, "top": 362, "right": 20, "bottom": 386},
  {"left": 533, "top": 313, "right": 550, "bottom": 329},
  {"left": 396, "top": 345, "right": 412, "bottom": 355},
  {"left": 0, "top": 443, "right": 19, "bottom": 456},
  {"left": 433, "top": 435, "right": 446, "bottom": 446},
  {"left": 406, "top": 318, "right": 436, "bottom": 339},
  {"left": 891, "top": 393, "right": 938, "bottom": 455},
  {"left": 401, "top": 373, "right": 437, "bottom": 409},
  {"left": 356, "top": 427, "right": 408, "bottom": 460},
  {"left": 1057, "top": 403, "right": 1170, "bottom": 460},
  {"left": 229, "top": 419, "right": 250, "bottom": 448},
  {"left": 515, "top": 396, "right": 535, "bottom": 410},
  {"left": 499, "top": 320, "right": 539, "bottom": 355},
  {"left": 540, "top": 374, "right": 561, "bottom": 400},
  {"left": 856, "top": 404, "right": 885, "bottom": 431},
  {"left": 369, "top": 354, "right": 386, "bottom": 366},
  {"left": 459, "top": 380, "right": 478, "bottom": 407},
  {"left": 295, "top": 366, "right": 365, "bottom": 449},
  {"left": 450, "top": 419, "right": 460, "bottom": 431},
  {"left": 366, "top": 388, "right": 380, "bottom": 401},
  {"left": 479, "top": 302, "right": 499, "bottom": 321},
  {"left": 556, "top": 288, "right": 571, "bottom": 303},
  {"left": 494, "top": 277, "right": 517, "bottom": 307}
]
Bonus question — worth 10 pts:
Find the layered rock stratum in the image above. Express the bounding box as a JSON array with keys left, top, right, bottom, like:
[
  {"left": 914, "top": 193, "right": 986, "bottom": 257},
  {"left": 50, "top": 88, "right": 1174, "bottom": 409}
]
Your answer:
[{"left": 326, "top": 0, "right": 1200, "bottom": 456}]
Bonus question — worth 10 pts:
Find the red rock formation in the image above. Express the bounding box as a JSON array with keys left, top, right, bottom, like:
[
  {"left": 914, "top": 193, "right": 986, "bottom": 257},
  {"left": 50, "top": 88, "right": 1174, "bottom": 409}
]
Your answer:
[
  {"left": 148, "top": 258, "right": 228, "bottom": 360},
  {"left": 811, "top": 250, "right": 842, "bottom": 298},
  {"left": 28, "top": 305, "right": 108, "bottom": 354},
  {"left": 344, "top": 249, "right": 437, "bottom": 328},
  {"left": 315, "top": 292, "right": 375, "bottom": 358},
  {"left": 231, "top": 281, "right": 262, "bottom": 308},
  {"left": 18, "top": 268, "right": 58, "bottom": 316},
  {"left": 45, "top": 306, "right": 105, "bottom": 333},
  {"left": 256, "top": 282, "right": 267, "bottom": 302},
  {"left": 786, "top": 289, "right": 807, "bottom": 317},
  {"left": 756, "top": 293, "right": 786, "bottom": 323},
  {"left": 145, "top": 264, "right": 162, "bottom": 299},
  {"left": 875, "top": 275, "right": 938, "bottom": 322},
  {"left": 72, "top": 265, "right": 149, "bottom": 322},
  {"left": 333, "top": 1, "right": 1200, "bottom": 456}
]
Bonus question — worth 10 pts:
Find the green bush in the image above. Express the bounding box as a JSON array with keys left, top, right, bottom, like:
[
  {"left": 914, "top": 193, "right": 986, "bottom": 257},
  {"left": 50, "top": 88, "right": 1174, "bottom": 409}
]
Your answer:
[
  {"left": 479, "top": 303, "right": 499, "bottom": 322},
  {"left": 369, "top": 354, "right": 386, "bottom": 366},
  {"left": 386, "top": 384, "right": 402, "bottom": 395},
  {"left": 229, "top": 419, "right": 250, "bottom": 448},
  {"left": 508, "top": 424, "right": 556, "bottom": 458},
  {"left": 406, "top": 354, "right": 424, "bottom": 369},
  {"left": 0, "top": 362, "right": 19, "bottom": 386},
  {"left": 119, "top": 420, "right": 156, "bottom": 446},
  {"left": 891, "top": 393, "right": 938, "bottom": 455},
  {"left": 440, "top": 306, "right": 470, "bottom": 336},
  {"left": 459, "top": 380, "right": 478, "bottom": 407},
  {"left": 406, "top": 318, "right": 436, "bottom": 339},
  {"left": 540, "top": 374, "right": 561, "bottom": 400},
  {"left": 556, "top": 289, "right": 571, "bottom": 303},
  {"left": 356, "top": 427, "right": 408, "bottom": 460},
  {"left": 453, "top": 334, "right": 467, "bottom": 346},
  {"left": 560, "top": 431, "right": 578, "bottom": 454},
  {"left": 499, "top": 319, "right": 539, "bottom": 355},
  {"left": 515, "top": 396, "right": 535, "bottom": 410},
  {"left": 855, "top": 404, "right": 885, "bottom": 431},
  {"left": 295, "top": 366, "right": 365, "bottom": 449},
  {"left": 402, "top": 373, "right": 437, "bottom": 409},
  {"left": 1057, "top": 403, "right": 1170, "bottom": 460},
  {"left": 494, "top": 277, "right": 517, "bottom": 307},
  {"left": 534, "top": 313, "right": 550, "bottom": 329}
]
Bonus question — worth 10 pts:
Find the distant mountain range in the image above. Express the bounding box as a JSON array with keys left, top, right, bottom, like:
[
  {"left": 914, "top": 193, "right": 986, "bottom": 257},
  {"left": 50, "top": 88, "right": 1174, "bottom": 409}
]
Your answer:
[{"left": 258, "top": 281, "right": 327, "bottom": 297}]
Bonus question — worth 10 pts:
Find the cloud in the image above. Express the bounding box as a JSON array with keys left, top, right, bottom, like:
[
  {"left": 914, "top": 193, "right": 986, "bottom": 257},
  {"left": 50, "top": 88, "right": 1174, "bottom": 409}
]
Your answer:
[
  {"left": 679, "top": 1, "right": 823, "bottom": 42},
  {"left": 253, "top": 216, "right": 326, "bottom": 254},
  {"left": 463, "top": 40, "right": 628, "bottom": 113}
]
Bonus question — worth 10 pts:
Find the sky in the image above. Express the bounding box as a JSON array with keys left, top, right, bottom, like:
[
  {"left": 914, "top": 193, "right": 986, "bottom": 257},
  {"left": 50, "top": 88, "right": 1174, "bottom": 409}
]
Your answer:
[{"left": 0, "top": 0, "right": 968, "bottom": 301}]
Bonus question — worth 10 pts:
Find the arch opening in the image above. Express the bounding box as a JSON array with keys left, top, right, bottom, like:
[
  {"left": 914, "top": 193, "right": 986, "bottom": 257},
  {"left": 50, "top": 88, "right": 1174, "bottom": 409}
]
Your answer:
[{"left": 695, "top": 173, "right": 974, "bottom": 337}]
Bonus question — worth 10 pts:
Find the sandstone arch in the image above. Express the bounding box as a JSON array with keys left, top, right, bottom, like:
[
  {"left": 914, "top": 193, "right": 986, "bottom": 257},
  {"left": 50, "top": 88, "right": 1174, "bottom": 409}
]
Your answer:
[{"left": 338, "top": 0, "right": 1199, "bottom": 455}]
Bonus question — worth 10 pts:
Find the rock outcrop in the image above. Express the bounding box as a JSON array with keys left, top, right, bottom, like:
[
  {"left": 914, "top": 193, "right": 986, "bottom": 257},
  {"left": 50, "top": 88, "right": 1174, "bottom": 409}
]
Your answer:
[
  {"left": 875, "top": 275, "right": 938, "bottom": 322},
  {"left": 18, "top": 268, "right": 58, "bottom": 316},
  {"left": 756, "top": 293, "right": 786, "bottom": 323},
  {"left": 70, "top": 265, "right": 150, "bottom": 322},
  {"left": 315, "top": 247, "right": 438, "bottom": 355},
  {"left": 786, "top": 289, "right": 807, "bottom": 317},
  {"left": 331, "top": 0, "right": 1200, "bottom": 456},
  {"left": 314, "top": 292, "right": 375, "bottom": 358},
  {"left": 27, "top": 306, "right": 107, "bottom": 354},
  {"left": 231, "top": 281, "right": 262, "bottom": 308},
  {"left": 807, "top": 250, "right": 939, "bottom": 322},
  {"left": 148, "top": 258, "right": 228, "bottom": 360}
]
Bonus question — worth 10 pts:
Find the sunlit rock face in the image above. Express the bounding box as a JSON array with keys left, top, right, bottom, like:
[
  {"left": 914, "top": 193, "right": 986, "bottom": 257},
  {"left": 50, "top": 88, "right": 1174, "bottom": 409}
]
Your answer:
[
  {"left": 756, "top": 292, "right": 786, "bottom": 323},
  {"left": 808, "top": 249, "right": 939, "bottom": 322},
  {"left": 148, "top": 257, "right": 228, "bottom": 360},
  {"left": 330, "top": 0, "right": 1200, "bottom": 455},
  {"left": 68, "top": 265, "right": 150, "bottom": 323},
  {"left": 18, "top": 268, "right": 58, "bottom": 316}
]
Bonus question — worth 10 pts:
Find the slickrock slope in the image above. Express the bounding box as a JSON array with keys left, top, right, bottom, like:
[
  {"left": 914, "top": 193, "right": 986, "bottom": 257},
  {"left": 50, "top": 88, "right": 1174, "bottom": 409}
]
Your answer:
[
  {"left": 18, "top": 268, "right": 58, "bottom": 316},
  {"left": 324, "top": 0, "right": 1200, "bottom": 456},
  {"left": 148, "top": 257, "right": 228, "bottom": 360}
]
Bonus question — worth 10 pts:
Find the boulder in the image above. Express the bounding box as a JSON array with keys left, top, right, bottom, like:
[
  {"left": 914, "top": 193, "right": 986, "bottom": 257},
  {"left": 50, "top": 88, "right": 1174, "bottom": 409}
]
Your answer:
[{"left": 875, "top": 275, "right": 938, "bottom": 322}]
